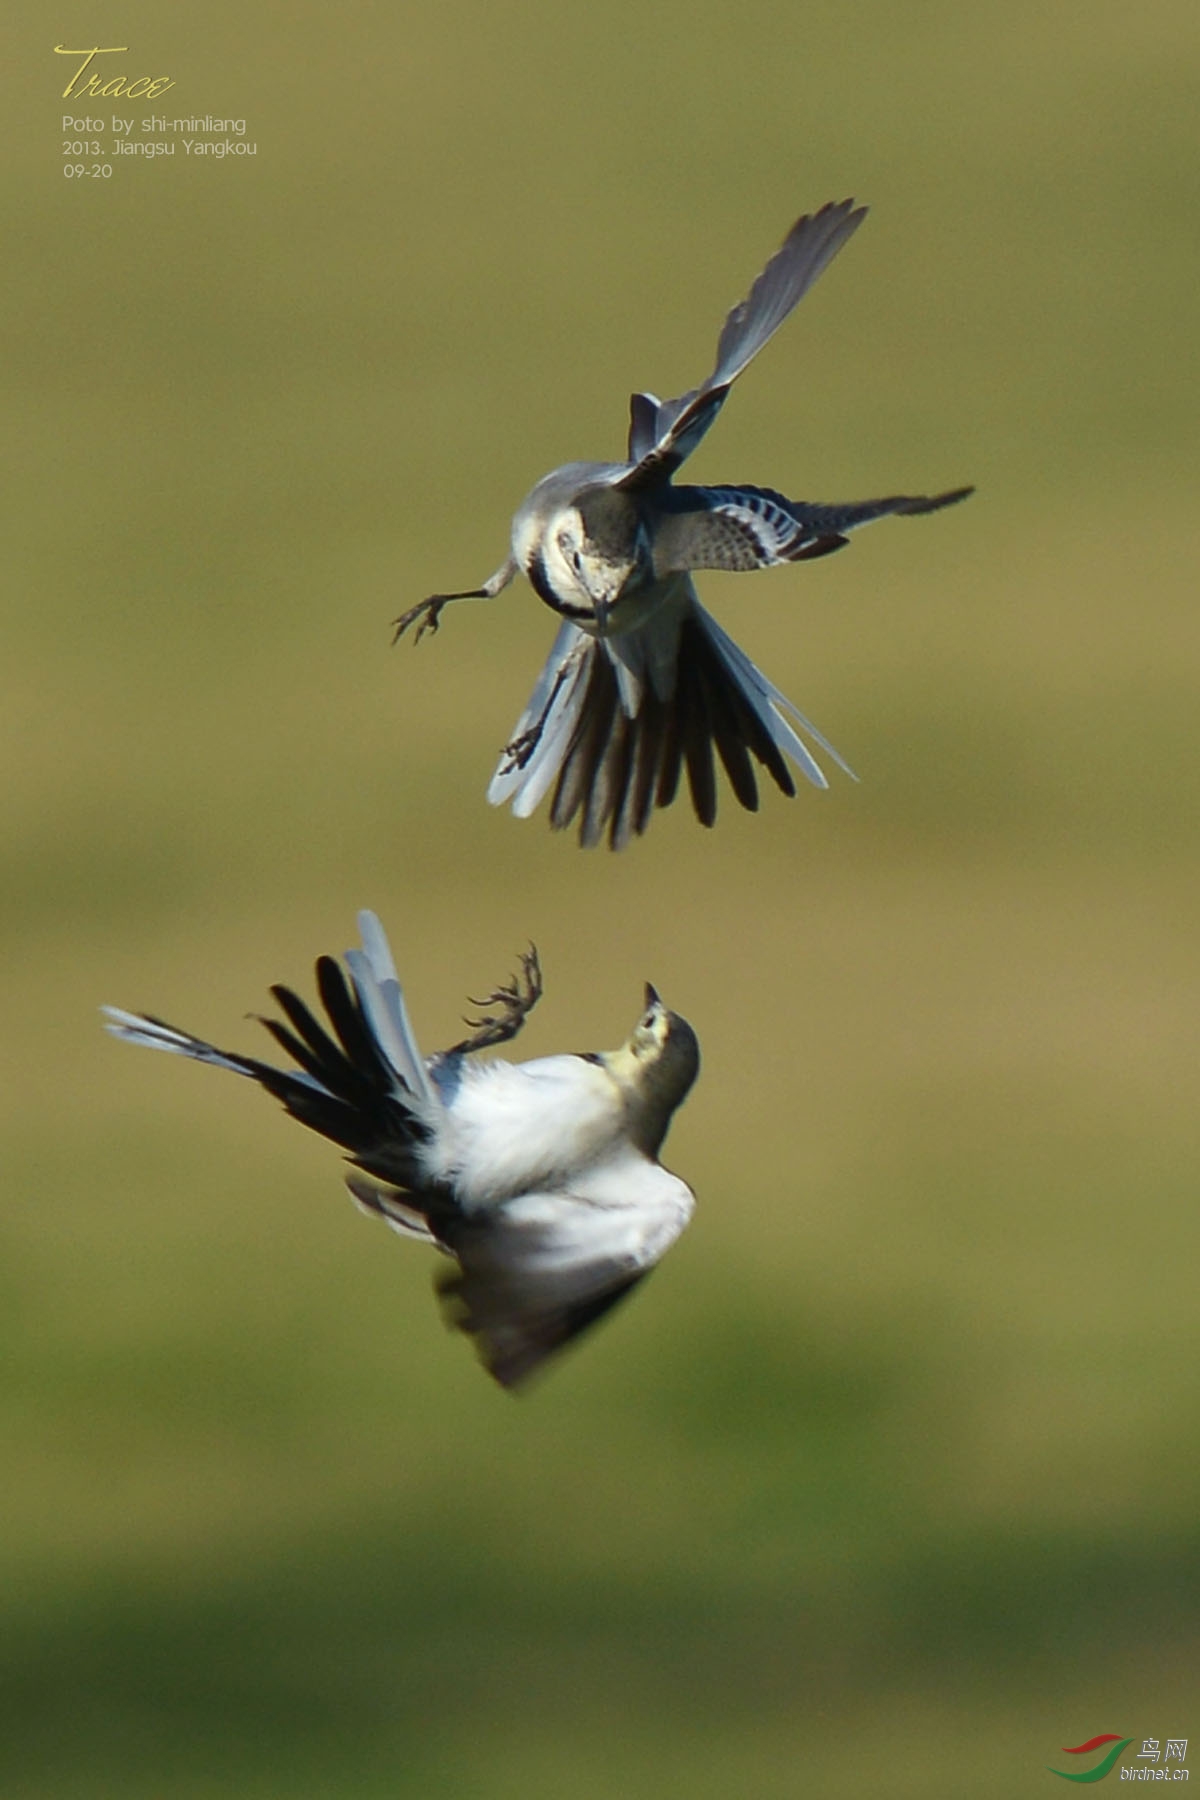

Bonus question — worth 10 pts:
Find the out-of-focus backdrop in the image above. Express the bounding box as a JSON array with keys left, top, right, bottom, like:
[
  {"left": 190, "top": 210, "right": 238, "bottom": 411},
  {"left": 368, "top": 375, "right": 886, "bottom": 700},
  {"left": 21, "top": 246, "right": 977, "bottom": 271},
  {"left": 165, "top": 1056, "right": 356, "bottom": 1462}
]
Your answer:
[{"left": 5, "top": 3, "right": 1198, "bottom": 1794}]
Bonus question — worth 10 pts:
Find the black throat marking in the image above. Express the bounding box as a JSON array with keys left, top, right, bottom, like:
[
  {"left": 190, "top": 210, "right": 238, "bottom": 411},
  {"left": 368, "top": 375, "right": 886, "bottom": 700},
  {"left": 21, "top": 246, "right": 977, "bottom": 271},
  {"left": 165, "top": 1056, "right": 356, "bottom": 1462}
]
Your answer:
[{"left": 527, "top": 549, "right": 598, "bottom": 624}]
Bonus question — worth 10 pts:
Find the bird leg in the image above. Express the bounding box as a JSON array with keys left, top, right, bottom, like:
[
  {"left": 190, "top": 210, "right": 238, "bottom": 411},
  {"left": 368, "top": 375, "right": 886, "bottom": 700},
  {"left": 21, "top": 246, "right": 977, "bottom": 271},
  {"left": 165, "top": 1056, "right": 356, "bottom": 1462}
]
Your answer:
[
  {"left": 498, "top": 656, "right": 578, "bottom": 773},
  {"left": 392, "top": 558, "right": 518, "bottom": 645},
  {"left": 445, "top": 947, "right": 543, "bottom": 1055}
]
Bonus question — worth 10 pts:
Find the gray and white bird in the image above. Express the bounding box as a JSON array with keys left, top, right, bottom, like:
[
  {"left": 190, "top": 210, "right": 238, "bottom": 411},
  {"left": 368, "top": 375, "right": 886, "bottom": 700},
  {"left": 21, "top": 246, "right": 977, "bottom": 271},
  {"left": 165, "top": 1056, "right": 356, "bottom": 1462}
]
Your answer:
[
  {"left": 102, "top": 911, "right": 699, "bottom": 1389},
  {"left": 396, "top": 197, "right": 972, "bottom": 849}
]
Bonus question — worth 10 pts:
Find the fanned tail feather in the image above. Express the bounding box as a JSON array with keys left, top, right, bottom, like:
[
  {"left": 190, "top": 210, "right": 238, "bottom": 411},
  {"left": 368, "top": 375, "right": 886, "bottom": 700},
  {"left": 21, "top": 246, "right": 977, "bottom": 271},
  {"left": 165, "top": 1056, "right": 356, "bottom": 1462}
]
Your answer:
[
  {"left": 103, "top": 917, "right": 436, "bottom": 1182},
  {"left": 487, "top": 599, "right": 847, "bottom": 849}
]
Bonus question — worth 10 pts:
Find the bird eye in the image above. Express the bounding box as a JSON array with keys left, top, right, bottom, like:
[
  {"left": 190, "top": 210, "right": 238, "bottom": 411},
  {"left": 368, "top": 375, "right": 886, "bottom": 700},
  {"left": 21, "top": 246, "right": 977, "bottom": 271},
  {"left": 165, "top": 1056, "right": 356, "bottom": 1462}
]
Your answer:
[{"left": 556, "top": 529, "right": 585, "bottom": 578}]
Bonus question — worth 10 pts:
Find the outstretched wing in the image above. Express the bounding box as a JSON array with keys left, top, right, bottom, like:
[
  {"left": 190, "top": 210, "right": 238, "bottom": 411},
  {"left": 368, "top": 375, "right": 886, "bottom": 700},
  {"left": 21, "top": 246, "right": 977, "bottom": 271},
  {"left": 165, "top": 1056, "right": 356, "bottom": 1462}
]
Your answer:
[
  {"left": 621, "top": 199, "right": 867, "bottom": 487},
  {"left": 435, "top": 1155, "right": 695, "bottom": 1389},
  {"left": 103, "top": 911, "right": 439, "bottom": 1187},
  {"left": 652, "top": 482, "right": 975, "bottom": 573}
]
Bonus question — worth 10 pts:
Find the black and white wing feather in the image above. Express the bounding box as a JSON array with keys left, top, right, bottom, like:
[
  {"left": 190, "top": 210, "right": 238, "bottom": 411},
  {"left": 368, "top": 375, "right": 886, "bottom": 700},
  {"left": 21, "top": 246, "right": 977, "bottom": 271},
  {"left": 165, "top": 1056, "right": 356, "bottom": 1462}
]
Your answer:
[
  {"left": 434, "top": 1155, "right": 694, "bottom": 1389},
  {"left": 621, "top": 199, "right": 867, "bottom": 485},
  {"left": 652, "top": 483, "right": 975, "bottom": 573}
]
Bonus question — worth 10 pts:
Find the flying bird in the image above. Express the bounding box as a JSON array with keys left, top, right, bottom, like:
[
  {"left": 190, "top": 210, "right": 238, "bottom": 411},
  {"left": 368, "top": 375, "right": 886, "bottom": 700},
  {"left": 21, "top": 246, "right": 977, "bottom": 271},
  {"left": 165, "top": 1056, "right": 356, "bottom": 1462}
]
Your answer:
[
  {"left": 395, "top": 197, "right": 972, "bottom": 848},
  {"left": 102, "top": 912, "right": 699, "bottom": 1389}
]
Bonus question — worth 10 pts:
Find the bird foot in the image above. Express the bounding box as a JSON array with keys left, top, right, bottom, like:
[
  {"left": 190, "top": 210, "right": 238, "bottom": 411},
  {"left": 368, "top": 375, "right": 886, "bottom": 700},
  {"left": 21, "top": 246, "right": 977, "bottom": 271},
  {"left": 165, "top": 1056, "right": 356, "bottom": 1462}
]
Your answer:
[
  {"left": 447, "top": 948, "right": 544, "bottom": 1054},
  {"left": 392, "top": 594, "right": 451, "bottom": 645},
  {"left": 499, "top": 723, "right": 543, "bottom": 774},
  {"left": 498, "top": 658, "right": 575, "bottom": 773}
]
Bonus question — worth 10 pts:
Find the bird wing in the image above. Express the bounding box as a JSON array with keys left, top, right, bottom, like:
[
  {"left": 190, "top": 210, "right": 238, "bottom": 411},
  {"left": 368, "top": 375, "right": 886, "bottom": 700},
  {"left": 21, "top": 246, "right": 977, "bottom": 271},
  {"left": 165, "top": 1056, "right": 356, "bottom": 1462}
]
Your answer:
[
  {"left": 620, "top": 199, "right": 866, "bottom": 488},
  {"left": 434, "top": 1155, "right": 696, "bottom": 1388},
  {"left": 652, "top": 483, "right": 975, "bottom": 572},
  {"left": 486, "top": 582, "right": 851, "bottom": 849},
  {"left": 102, "top": 913, "right": 442, "bottom": 1186}
]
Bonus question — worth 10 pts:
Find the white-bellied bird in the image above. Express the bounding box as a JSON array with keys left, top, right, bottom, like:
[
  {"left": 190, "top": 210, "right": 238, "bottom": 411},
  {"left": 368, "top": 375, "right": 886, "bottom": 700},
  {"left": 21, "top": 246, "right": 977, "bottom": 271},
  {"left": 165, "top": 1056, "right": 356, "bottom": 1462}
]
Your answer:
[
  {"left": 396, "top": 198, "right": 972, "bottom": 848},
  {"left": 103, "top": 912, "right": 699, "bottom": 1388}
]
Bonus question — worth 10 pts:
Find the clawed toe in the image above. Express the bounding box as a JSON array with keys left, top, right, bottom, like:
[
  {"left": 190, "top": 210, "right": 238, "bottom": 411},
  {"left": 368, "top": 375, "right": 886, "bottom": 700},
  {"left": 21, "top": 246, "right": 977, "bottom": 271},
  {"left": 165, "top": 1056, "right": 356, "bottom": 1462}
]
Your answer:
[
  {"left": 499, "top": 726, "right": 543, "bottom": 775},
  {"left": 392, "top": 595, "right": 452, "bottom": 645},
  {"left": 446, "top": 947, "right": 543, "bottom": 1054}
]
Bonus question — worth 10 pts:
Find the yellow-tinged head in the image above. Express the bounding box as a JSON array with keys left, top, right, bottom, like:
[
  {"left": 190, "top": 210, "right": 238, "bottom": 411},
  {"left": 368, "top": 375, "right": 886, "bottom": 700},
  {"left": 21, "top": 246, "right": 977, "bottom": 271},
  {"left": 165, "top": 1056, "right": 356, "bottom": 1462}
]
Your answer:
[{"left": 603, "top": 985, "right": 700, "bottom": 1157}]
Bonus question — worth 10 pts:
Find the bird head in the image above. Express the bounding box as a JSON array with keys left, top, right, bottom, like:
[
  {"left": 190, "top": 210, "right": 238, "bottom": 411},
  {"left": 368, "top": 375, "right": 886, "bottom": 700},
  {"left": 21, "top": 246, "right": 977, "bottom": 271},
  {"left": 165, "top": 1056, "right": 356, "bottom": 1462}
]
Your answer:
[
  {"left": 541, "top": 485, "right": 650, "bottom": 631},
  {"left": 606, "top": 983, "right": 700, "bottom": 1155}
]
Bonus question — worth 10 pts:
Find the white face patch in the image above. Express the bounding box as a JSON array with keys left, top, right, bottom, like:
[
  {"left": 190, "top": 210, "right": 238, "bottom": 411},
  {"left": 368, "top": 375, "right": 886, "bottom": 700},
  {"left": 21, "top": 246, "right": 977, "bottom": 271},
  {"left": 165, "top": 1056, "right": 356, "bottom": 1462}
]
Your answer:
[
  {"left": 541, "top": 508, "right": 629, "bottom": 608},
  {"left": 554, "top": 518, "right": 588, "bottom": 594}
]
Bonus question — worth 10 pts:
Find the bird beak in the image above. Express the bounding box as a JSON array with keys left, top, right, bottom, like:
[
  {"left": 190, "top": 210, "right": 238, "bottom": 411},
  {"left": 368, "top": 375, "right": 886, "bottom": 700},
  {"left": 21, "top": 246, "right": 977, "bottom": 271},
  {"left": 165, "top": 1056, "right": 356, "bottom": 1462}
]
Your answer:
[
  {"left": 644, "top": 982, "right": 661, "bottom": 1008},
  {"left": 595, "top": 597, "right": 611, "bottom": 637}
]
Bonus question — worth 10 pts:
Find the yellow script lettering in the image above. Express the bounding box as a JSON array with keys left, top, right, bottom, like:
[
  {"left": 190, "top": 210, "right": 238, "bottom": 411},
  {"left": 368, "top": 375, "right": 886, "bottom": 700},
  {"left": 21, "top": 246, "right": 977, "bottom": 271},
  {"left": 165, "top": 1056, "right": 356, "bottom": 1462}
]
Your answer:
[{"left": 54, "top": 45, "right": 174, "bottom": 100}]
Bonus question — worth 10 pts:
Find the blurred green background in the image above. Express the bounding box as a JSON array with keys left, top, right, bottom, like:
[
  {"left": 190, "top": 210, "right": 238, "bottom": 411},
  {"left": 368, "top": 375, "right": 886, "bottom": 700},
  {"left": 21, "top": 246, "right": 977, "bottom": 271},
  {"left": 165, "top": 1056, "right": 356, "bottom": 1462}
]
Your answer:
[{"left": 5, "top": 2, "right": 1198, "bottom": 1793}]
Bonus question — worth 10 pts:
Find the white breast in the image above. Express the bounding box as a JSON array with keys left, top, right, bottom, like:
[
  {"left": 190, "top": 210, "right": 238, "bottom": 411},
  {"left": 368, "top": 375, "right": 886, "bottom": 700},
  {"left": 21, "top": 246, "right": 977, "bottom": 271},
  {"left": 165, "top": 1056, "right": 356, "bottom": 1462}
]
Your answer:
[{"left": 431, "top": 1053, "right": 626, "bottom": 1208}]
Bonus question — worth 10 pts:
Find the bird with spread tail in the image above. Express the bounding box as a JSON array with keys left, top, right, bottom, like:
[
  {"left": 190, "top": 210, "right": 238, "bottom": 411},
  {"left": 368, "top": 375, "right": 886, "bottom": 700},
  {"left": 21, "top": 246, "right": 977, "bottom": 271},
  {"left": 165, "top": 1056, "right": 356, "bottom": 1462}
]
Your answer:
[
  {"left": 102, "top": 912, "right": 699, "bottom": 1389},
  {"left": 395, "top": 197, "right": 972, "bottom": 849}
]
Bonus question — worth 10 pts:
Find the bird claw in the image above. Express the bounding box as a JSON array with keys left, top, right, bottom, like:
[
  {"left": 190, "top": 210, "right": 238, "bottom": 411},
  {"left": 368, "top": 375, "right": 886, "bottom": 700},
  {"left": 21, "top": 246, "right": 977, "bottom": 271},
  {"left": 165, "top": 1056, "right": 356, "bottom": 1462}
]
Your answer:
[
  {"left": 392, "top": 595, "right": 450, "bottom": 645},
  {"left": 448, "top": 947, "right": 543, "bottom": 1054},
  {"left": 499, "top": 724, "right": 543, "bottom": 775}
]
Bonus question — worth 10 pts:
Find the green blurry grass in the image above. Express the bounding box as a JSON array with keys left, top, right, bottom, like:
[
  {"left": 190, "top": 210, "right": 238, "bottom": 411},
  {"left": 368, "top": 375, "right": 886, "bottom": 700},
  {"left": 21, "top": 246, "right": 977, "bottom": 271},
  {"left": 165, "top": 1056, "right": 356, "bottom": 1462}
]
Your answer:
[{"left": 4, "top": 0, "right": 1199, "bottom": 1793}]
